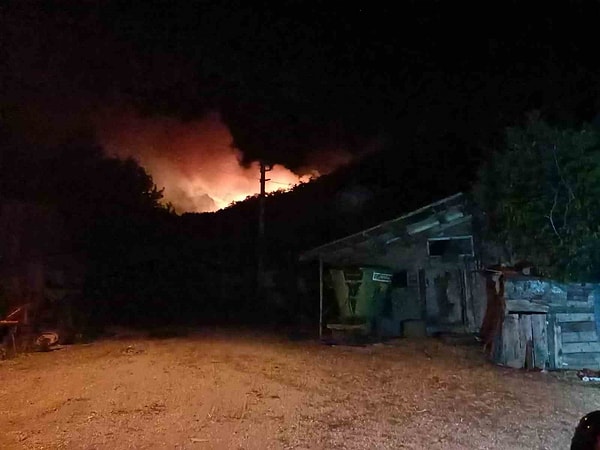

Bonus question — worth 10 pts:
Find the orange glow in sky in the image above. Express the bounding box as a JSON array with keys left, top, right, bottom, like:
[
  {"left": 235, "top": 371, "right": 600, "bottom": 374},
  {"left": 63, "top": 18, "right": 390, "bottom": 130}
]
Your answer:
[{"left": 94, "top": 109, "right": 345, "bottom": 213}]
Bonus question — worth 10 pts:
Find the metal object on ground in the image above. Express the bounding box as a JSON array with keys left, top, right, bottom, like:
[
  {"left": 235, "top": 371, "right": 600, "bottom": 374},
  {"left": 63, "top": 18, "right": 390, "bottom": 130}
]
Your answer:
[{"left": 578, "top": 369, "right": 600, "bottom": 382}]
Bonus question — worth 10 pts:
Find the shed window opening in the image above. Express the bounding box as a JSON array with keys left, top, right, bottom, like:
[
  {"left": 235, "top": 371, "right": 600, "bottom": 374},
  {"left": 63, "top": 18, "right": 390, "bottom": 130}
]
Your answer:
[{"left": 427, "top": 236, "right": 474, "bottom": 257}]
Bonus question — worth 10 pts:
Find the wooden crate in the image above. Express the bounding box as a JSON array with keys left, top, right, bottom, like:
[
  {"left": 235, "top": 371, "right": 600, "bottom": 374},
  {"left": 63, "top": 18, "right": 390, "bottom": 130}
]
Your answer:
[{"left": 549, "top": 312, "right": 600, "bottom": 370}]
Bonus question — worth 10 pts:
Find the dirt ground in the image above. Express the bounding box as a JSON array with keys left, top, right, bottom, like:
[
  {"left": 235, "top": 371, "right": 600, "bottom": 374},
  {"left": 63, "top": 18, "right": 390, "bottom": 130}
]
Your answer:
[{"left": 0, "top": 328, "right": 597, "bottom": 449}]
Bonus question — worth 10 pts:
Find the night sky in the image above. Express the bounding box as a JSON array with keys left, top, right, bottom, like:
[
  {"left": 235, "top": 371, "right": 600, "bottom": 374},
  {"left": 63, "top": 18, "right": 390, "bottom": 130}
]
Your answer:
[{"left": 2, "top": 1, "right": 600, "bottom": 211}]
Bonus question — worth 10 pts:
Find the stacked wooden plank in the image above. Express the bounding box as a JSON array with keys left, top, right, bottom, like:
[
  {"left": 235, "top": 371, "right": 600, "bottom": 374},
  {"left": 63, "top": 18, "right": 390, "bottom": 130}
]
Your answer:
[{"left": 548, "top": 284, "right": 599, "bottom": 369}]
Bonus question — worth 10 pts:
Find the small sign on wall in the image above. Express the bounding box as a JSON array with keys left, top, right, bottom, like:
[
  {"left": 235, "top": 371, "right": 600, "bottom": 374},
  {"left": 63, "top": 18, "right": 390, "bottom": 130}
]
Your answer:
[{"left": 373, "top": 272, "right": 392, "bottom": 283}]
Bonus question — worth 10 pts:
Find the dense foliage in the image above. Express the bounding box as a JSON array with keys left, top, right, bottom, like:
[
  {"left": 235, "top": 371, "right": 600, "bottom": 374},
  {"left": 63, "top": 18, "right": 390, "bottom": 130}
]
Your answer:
[{"left": 475, "top": 119, "right": 600, "bottom": 281}]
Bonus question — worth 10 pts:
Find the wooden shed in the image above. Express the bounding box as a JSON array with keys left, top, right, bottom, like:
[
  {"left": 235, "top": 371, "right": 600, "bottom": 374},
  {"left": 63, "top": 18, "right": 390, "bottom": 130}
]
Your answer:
[
  {"left": 300, "top": 193, "right": 488, "bottom": 339},
  {"left": 481, "top": 270, "right": 600, "bottom": 370}
]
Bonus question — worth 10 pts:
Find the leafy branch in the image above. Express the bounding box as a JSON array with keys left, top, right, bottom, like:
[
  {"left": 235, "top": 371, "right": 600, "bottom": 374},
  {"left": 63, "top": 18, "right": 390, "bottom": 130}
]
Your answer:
[{"left": 475, "top": 118, "right": 600, "bottom": 281}]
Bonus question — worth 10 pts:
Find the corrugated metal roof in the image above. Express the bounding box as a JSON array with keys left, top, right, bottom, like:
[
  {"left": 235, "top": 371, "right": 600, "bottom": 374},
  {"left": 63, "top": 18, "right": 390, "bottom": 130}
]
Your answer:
[{"left": 300, "top": 192, "right": 467, "bottom": 261}]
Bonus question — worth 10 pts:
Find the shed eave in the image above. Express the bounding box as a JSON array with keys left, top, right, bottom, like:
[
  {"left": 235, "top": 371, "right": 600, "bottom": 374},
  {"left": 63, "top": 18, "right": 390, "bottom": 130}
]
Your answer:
[{"left": 299, "top": 192, "right": 466, "bottom": 262}]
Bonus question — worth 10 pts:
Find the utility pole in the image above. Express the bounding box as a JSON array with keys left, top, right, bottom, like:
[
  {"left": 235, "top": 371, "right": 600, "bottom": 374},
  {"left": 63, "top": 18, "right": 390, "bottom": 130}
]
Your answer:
[{"left": 257, "top": 161, "right": 271, "bottom": 294}]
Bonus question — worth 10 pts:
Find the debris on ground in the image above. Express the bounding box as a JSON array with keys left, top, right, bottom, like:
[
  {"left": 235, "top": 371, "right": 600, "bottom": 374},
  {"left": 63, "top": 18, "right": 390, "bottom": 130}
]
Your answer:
[{"left": 577, "top": 368, "right": 600, "bottom": 382}]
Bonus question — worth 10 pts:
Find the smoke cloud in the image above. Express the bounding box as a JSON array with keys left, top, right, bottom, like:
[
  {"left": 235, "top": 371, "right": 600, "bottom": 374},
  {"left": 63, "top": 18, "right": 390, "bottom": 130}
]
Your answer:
[{"left": 94, "top": 108, "right": 353, "bottom": 213}]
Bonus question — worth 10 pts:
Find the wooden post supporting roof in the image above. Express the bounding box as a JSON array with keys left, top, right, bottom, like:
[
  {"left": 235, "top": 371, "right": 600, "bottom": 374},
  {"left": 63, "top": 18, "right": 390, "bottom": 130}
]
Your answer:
[{"left": 319, "top": 257, "right": 323, "bottom": 340}]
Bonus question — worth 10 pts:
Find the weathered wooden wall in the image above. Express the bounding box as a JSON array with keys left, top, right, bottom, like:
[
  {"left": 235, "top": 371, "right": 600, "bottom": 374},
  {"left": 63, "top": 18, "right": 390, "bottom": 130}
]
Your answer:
[
  {"left": 499, "top": 313, "right": 548, "bottom": 369},
  {"left": 323, "top": 220, "right": 486, "bottom": 334},
  {"left": 302, "top": 194, "right": 488, "bottom": 336},
  {"left": 500, "top": 277, "right": 598, "bottom": 370}
]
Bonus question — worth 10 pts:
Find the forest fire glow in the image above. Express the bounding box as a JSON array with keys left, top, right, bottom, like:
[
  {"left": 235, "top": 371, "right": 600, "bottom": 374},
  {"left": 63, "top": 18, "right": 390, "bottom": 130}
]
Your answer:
[{"left": 94, "top": 110, "right": 348, "bottom": 213}]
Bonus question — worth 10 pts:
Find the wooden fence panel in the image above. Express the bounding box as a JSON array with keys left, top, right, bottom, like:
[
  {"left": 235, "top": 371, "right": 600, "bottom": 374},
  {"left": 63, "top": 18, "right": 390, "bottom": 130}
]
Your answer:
[
  {"left": 561, "top": 342, "right": 600, "bottom": 354},
  {"left": 502, "top": 314, "right": 523, "bottom": 368},
  {"left": 562, "top": 331, "right": 598, "bottom": 343},
  {"left": 531, "top": 314, "right": 548, "bottom": 369},
  {"left": 554, "top": 322, "right": 562, "bottom": 369},
  {"left": 561, "top": 321, "right": 596, "bottom": 333},
  {"left": 555, "top": 313, "right": 595, "bottom": 322},
  {"left": 562, "top": 352, "right": 600, "bottom": 368},
  {"left": 519, "top": 314, "right": 533, "bottom": 369}
]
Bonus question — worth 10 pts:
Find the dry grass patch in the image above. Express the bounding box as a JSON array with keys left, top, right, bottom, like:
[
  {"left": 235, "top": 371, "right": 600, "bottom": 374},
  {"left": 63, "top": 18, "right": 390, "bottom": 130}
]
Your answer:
[{"left": 0, "top": 330, "right": 596, "bottom": 449}]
